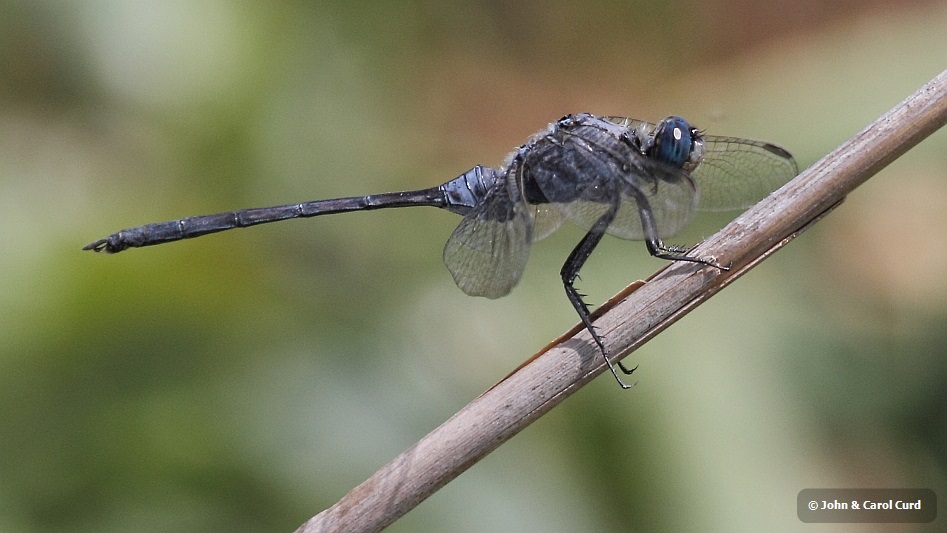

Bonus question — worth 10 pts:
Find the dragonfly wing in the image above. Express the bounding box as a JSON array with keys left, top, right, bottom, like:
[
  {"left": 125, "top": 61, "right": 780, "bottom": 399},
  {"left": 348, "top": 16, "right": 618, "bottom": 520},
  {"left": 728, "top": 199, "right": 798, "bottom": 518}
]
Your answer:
[
  {"left": 609, "top": 166, "right": 698, "bottom": 240},
  {"left": 693, "top": 135, "right": 799, "bottom": 211},
  {"left": 548, "top": 145, "right": 699, "bottom": 241},
  {"left": 443, "top": 182, "right": 533, "bottom": 299},
  {"left": 529, "top": 203, "right": 567, "bottom": 243}
]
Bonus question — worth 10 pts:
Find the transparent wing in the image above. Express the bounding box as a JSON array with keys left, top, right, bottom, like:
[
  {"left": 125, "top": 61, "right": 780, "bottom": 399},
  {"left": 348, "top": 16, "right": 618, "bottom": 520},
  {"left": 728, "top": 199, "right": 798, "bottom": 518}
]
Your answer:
[
  {"left": 542, "top": 140, "right": 699, "bottom": 241},
  {"left": 693, "top": 136, "right": 798, "bottom": 211},
  {"left": 610, "top": 166, "right": 698, "bottom": 239},
  {"left": 529, "top": 203, "right": 566, "bottom": 242},
  {"left": 443, "top": 181, "right": 533, "bottom": 299},
  {"left": 606, "top": 116, "right": 798, "bottom": 212}
]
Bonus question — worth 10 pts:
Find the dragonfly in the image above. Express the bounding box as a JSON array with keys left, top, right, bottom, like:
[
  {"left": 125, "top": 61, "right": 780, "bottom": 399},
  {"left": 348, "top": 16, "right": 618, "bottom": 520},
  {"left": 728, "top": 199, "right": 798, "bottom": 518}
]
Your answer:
[{"left": 85, "top": 113, "right": 798, "bottom": 388}]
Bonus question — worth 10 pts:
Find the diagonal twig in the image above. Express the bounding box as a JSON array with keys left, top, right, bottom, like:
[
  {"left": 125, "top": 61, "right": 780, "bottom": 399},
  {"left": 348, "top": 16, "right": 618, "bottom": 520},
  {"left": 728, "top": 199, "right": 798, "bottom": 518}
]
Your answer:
[{"left": 295, "top": 69, "right": 947, "bottom": 533}]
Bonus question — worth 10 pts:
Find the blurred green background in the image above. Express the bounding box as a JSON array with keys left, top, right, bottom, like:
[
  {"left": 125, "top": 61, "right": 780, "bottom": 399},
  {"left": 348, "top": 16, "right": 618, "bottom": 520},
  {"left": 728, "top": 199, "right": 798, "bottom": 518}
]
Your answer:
[{"left": 2, "top": 1, "right": 946, "bottom": 531}]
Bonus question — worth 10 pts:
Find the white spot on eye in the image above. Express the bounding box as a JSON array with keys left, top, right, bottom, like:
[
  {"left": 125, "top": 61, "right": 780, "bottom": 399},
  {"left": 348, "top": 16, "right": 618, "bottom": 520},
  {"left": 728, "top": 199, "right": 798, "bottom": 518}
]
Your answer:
[{"left": 673, "top": 127, "right": 682, "bottom": 140}]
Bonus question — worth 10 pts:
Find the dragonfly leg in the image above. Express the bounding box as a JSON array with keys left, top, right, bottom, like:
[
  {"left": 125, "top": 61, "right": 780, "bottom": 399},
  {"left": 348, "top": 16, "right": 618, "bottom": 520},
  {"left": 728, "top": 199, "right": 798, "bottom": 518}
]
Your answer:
[
  {"left": 560, "top": 203, "right": 633, "bottom": 388},
  {"left": 633, "top": 191, "right": 728, "bottom": 269}
]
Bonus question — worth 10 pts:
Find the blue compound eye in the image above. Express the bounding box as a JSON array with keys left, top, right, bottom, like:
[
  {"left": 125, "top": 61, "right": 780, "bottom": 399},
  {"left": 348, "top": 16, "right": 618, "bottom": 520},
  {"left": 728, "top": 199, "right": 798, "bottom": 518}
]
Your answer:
[{"left": 652, "top": 116, "right": 695, "bottom": 168}]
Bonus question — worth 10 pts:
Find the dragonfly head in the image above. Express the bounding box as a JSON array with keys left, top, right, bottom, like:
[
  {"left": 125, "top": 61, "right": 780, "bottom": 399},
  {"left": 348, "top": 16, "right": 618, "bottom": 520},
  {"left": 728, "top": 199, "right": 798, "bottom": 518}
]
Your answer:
[{"left": 651, "top": 116, "right": 704, "bottom": 172}]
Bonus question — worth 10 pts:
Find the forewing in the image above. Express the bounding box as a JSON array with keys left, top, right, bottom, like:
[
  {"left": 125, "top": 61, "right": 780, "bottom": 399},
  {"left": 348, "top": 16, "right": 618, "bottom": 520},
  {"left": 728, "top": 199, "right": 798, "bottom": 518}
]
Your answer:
[
  {"left": 442, "top": 184, "right": 533, "bottom": 299},
  {"left": 553, "top": 200, "right": 610, "bottom": 235},
  {"left": 692, "top": 136, "right": 799, "bottom": 211},
  {"left": 607, "top": 160, "right": 699, "bottom": 240},
  {"left": 552, "top": 148, "right": 700, "bottom": 241}
]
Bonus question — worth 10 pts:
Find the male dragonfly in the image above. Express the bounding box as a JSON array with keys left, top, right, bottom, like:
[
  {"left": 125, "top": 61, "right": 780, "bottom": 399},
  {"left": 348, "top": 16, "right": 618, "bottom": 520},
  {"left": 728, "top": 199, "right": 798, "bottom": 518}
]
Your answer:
[{"left": 86, "top": 113, "right": 798, "bottom": 387}]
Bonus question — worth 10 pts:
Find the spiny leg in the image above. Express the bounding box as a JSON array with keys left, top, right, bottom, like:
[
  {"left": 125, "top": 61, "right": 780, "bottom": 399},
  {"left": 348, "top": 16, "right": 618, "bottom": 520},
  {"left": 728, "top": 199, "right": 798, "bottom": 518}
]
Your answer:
[
  {"left": 560, "top": 203, "right": 634, "bottom": 388},
  {"left": 630, "top": 187, "right": 729, "bottom": 270}
]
